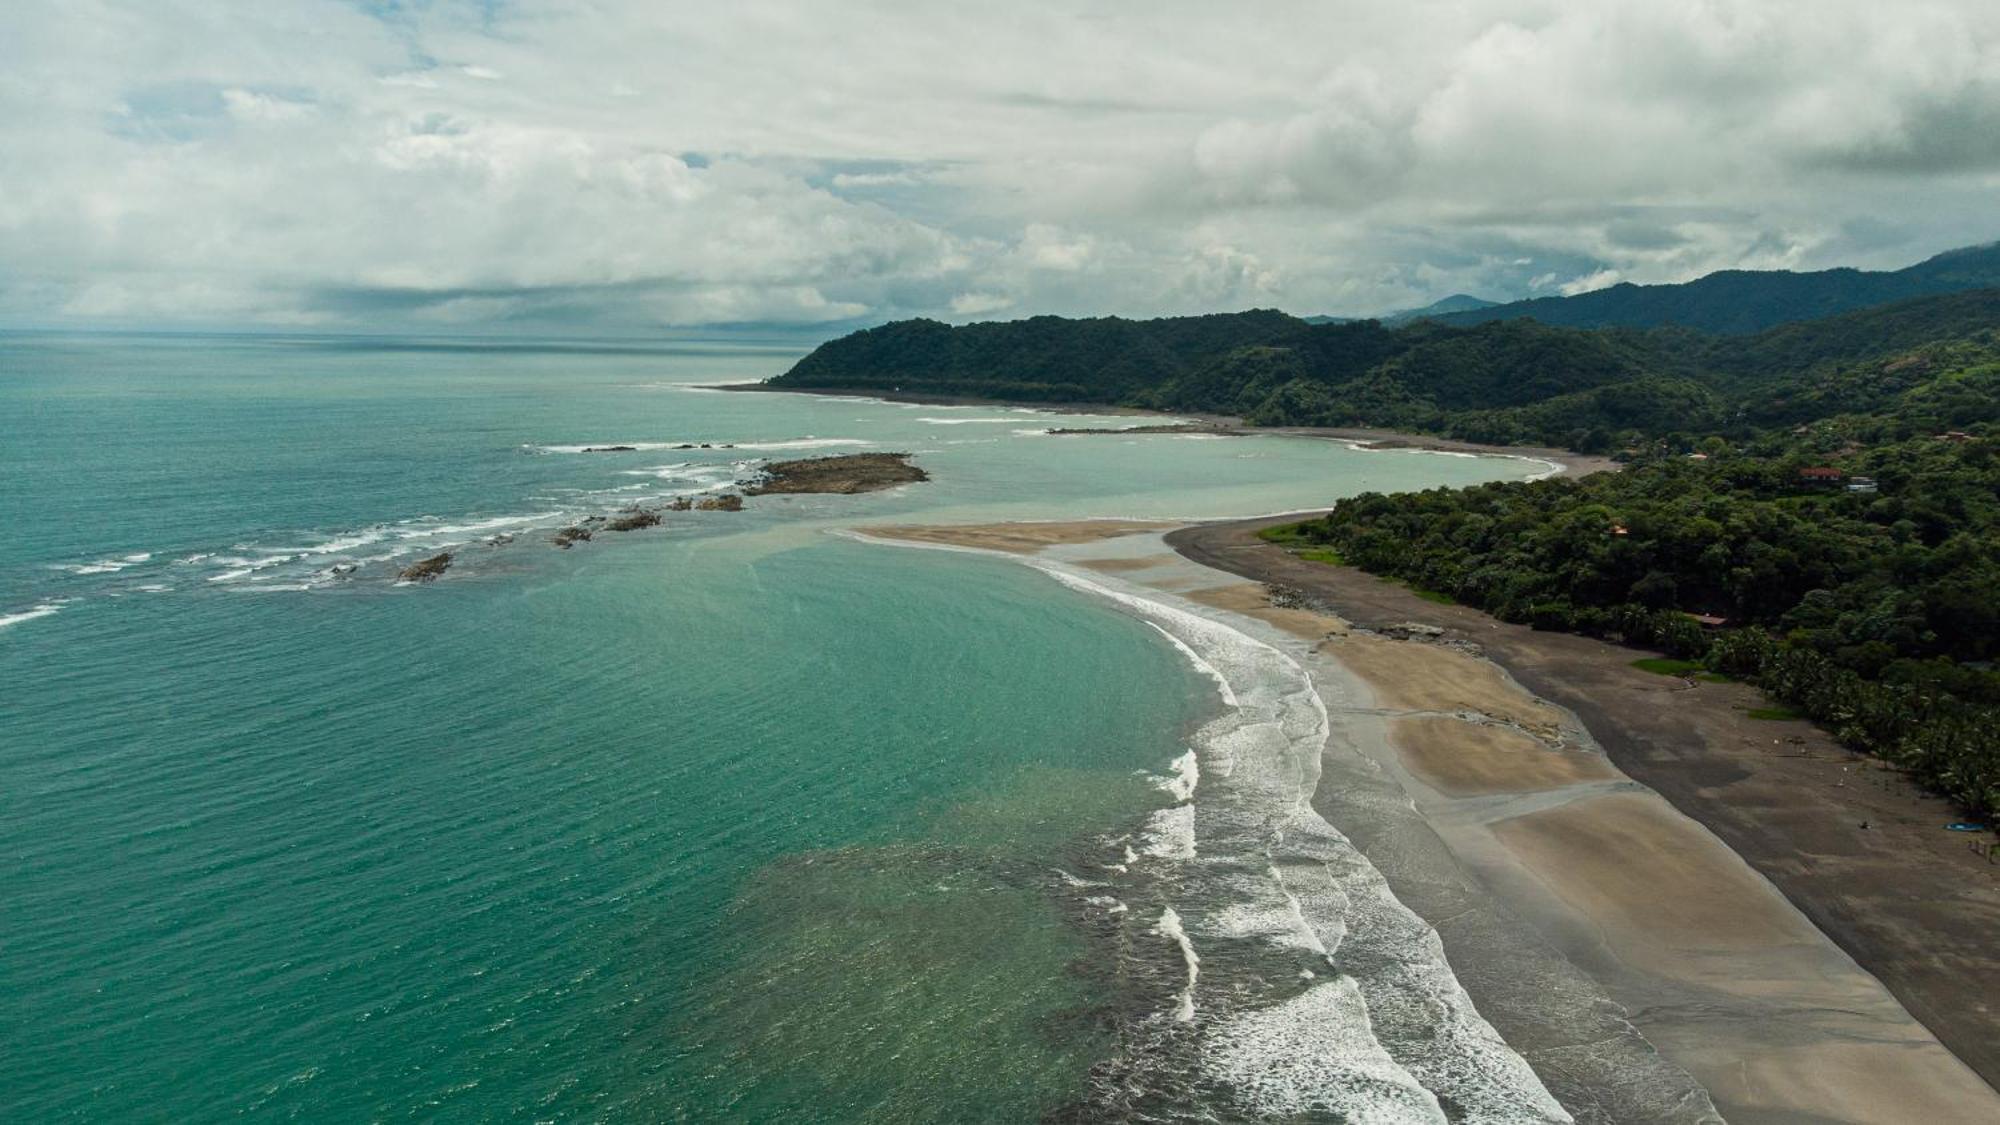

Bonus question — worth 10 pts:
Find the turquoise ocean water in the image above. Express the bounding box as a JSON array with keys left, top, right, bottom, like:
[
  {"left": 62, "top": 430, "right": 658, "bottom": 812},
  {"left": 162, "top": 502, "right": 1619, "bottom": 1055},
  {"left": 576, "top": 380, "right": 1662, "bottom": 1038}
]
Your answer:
[{"left": 0, "top": 333, "right": 1536, "bottom": 1121}]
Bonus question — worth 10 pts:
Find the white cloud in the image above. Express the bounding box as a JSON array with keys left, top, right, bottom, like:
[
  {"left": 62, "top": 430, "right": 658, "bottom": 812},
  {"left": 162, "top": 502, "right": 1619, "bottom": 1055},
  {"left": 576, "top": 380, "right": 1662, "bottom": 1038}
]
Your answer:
[
  {"left": 1559, "top": 268, "right": 1623, "bottom": 297},
  {"left": 3, "top": 0, "right": 1998, "bottom": 330},
  {"left": 949, "top": 292, "right": 1014, "bottom": 316}
]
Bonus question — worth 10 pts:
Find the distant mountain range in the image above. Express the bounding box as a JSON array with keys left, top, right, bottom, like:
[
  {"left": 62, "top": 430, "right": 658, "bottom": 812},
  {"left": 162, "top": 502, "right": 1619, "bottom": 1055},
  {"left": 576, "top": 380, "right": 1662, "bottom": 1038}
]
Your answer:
[
  {"left": 1304, "top": 294, "right": 1499, "bottom": 328},
  {"left": 1382, "top": 242, "right": 2000, "bottom": 335}
]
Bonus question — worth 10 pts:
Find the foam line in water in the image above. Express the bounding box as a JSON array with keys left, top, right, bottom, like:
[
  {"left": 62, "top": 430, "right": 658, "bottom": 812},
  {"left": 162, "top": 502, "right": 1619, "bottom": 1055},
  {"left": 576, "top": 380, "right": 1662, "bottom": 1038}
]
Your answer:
[
  {"left": 1144, "top": 621, "right": 1238, "bottom": 707},
  {"left": 533, "top": 437, "right": 871, "bottom": 453},
  {"left": 0, "top": 602, "right": 67, "bottom": 630},
  {"left": 52, "top": 552, "right": 153, "bottom": 575},
  {"left": 1155, "top": 907, "right": 1200, "bottom": 1023}
]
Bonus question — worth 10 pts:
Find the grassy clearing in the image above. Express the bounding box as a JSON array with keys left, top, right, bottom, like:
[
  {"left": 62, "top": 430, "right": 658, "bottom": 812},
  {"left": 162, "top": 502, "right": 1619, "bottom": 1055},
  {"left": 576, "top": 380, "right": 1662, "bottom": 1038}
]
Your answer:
[
  {"left": 1296, "top": 547, "right": 1346, "bottom": 566},
  {"left": 1257, "top": 523, "right": 1314, "bottom": 546},
  {"left": 1410, "top": 587, "right": 1457, "bottom": 605}
]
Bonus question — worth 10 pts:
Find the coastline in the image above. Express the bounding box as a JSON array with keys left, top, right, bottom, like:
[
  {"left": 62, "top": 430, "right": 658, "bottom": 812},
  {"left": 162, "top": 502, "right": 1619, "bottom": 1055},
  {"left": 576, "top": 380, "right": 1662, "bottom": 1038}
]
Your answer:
[
  {"left": 856, "top": 516, "right": 2000, "bottom": 1124},
  {"left": 714, "top": 381, "right": 1621, "bottom": 477},
  {"left": 1167, "top": 514, "right": 2000, "bottom": 1112}
]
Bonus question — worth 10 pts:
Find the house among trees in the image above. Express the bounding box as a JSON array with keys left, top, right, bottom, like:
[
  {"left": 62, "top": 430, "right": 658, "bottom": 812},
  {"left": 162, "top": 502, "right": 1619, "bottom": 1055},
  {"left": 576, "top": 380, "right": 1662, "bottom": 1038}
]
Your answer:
[
  {"left": 1798, "top": 466, "right": 1845, "bottom": 486},
  {"left": 1847, "top": 476, "right": 1879, "bottom": 494},
  {"left": 1686, "top": 613, "right": 1730, "bottom": 628}
]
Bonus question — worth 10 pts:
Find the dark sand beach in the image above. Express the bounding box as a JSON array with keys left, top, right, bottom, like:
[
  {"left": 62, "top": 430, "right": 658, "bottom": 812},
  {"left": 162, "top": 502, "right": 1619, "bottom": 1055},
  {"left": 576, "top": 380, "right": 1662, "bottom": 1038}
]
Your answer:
[
  {"left": 1167, "top": 514, "right": 2000, "bottom": 1111},
  {"left": 859, "top": 517, "right": 2000, "bottom": 1123}
]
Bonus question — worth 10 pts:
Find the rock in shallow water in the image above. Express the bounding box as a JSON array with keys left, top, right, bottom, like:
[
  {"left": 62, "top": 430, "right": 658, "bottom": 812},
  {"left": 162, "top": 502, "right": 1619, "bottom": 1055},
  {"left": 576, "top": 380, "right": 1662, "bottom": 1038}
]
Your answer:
[{"left": 398, "top": 553, "right": 452, "bottom": 582}]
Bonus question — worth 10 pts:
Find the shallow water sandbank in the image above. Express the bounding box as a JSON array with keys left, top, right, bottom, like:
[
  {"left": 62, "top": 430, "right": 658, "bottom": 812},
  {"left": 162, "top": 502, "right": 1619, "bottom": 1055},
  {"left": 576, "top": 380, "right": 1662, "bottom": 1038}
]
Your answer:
[{"left": 862, "top": 520, "right": 1177, "bottom": 554}]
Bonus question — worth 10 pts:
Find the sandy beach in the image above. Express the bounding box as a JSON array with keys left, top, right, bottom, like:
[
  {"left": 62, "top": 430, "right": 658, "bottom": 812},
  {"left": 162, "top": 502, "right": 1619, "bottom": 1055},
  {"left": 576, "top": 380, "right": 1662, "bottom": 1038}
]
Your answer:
[{"left": 855, "top": 517, "right": 2000, "bottom": 1125}]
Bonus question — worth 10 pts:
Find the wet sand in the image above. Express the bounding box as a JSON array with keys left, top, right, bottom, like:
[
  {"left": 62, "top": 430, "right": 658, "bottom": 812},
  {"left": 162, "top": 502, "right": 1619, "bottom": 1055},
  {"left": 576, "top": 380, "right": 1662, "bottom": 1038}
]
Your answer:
[
  {"left": 1168, "top": 515, "right": 2000, "bottom": 1122},
  {"left": 860, "top": 518, "right": 2000, "bottom": 1124},
  {"left": 862, "top": 520, "right": 1177, "bottom": 554}
]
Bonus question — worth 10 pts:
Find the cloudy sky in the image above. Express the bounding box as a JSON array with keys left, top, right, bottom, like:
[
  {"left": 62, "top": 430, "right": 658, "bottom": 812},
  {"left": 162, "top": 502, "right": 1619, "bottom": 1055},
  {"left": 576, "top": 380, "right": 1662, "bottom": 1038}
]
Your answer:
[{"left": 6, "top": 1, "right": 2000, "bottom": 334}]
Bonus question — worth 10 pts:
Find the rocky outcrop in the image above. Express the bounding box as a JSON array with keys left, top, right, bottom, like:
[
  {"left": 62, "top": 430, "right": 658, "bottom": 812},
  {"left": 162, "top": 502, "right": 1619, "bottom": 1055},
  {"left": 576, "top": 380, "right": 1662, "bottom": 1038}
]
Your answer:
[
  {"left": 582, "top": 445, "right": 638, "bottom": 452},
  {"left": 742, "top": 452, "right": 928, "bottom": 495},
  {"left": 399, "top": 553, "right": 452, "bottom": 582},
  {"left": 552, "top": 516, "right": 607, "bottom": 548},
  {"left": 665, "top": 497, "right": 693, "bottom": 511},
  {"left": 604, "top": 509, "right": 662, "bottom": 532},
  {"left": 694, "top": 494, "right": 744, "bottom": 511}
]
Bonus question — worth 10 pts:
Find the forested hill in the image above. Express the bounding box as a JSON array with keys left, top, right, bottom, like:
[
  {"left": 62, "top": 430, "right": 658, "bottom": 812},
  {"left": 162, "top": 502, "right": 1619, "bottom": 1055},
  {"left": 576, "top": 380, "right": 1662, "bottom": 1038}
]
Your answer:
[
  {"left": 774, "top": 283, "right": 2000, "bottom": 813},
  {"left": 1430, "top": 241, "right": 2000, "bottom": 334},
  {"left": 770, "top": 288, "right": 2000, "bottom": 452}
]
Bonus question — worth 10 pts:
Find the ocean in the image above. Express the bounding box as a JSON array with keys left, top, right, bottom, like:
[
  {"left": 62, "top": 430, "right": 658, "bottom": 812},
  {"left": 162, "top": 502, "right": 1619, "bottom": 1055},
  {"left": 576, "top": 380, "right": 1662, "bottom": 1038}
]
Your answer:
[{"left": 0, "top": 332, "right": 1548, "bottom": 1121}]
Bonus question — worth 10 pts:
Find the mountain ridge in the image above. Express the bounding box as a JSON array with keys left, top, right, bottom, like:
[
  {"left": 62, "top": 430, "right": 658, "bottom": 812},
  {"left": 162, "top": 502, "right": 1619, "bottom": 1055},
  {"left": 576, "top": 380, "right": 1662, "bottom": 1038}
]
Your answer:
[{"left": 1432, "top": 242, "right": 2000, "bottom": 334}]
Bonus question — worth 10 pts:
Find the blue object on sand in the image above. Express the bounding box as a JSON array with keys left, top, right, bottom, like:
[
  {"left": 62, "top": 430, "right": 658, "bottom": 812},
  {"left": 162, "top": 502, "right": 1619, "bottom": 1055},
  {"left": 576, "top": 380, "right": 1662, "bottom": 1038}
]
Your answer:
[{"left": 1945, "top": 822, "right": 1988, "bottom": 832}]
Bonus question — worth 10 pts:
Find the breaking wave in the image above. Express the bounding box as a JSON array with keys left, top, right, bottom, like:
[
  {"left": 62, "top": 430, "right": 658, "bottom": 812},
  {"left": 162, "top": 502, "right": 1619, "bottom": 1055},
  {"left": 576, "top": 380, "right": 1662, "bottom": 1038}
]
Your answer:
[
  {"left": 0, "top": 601, "right": 70, "bottom": 631},
  {"left": 1021, "top": 561, "right": 1572, "bottom": 1123}
]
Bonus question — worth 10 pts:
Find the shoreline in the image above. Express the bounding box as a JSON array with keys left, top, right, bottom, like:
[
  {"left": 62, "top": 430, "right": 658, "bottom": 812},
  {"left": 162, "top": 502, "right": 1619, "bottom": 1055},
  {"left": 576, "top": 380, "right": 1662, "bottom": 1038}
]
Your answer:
[
  {"left": 1166, "top": 514, "right": 2000, "bottom": 1111},
  {"left": 714, "top": 381, "right": 1620, "bottom": 477},
  {"left": 856, "top": 517, "right": 2000, "bottom": 1123}
]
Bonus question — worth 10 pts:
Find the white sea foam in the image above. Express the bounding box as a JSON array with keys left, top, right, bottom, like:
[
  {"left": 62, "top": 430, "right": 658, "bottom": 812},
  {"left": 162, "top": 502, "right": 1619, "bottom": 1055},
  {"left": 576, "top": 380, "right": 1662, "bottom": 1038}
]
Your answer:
[
  {"left": 1011, "top": 561, "right": 1570, "bottom": 1123},
  {"left": 1155, "top": 907, "right": 1200, "bottom": 1023},
  {"left": 290, "top": 529, "right": 390, "bottom": 555},
  {"left": 1206, "top": 872, "right": 1331, "bottom": 956},
  {"left": 0, "top": 602, "right": 68, "bottom": 630},
  {"left": 54, "top": 552, "right": 152, "bottom": 575},
  {"left": 1157, "top": 748, "right": 1200, "bottom": 802},
  {"left": 534, "top": 437, "right": 871, "bottom": 454},
  {"left": 1206, "top": 977, "right": 1447, "bottom": 1122},
  {"left": 1138, "top": 803, "right": 1196, "bottom": 860},
  {"left": 399, "top": 513, "right": 560, "bottom": 538},
  {"left": 734, "top": 438, "right": 873, "bottom": 451},
  {"left": 1145, "top": 622, "right": 1237, "bottom": 707},
  {"left": 913, "top": 416, "right": 1022, "bottom": 425}
]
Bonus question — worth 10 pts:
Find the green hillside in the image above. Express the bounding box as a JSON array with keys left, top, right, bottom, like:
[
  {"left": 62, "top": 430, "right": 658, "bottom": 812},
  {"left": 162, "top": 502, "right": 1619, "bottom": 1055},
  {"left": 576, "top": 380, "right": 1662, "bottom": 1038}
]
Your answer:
[{"left": 1433, "top": 242, "right": 2000, "bottom": 334}]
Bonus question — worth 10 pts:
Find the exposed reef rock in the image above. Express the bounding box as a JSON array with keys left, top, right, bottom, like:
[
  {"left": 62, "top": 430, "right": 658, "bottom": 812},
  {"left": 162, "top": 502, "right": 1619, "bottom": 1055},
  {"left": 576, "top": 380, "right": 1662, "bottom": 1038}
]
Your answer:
[
  {"left": 398, "top": 553, "right": 452, "bottom": 582},
  {"left": 694, "top": 494, "right": 744, "bottom": 511},
  {"left": 604, "top": 509, "right": 663, "bottom": 532},
  {"left": 743, "top": 452, "right": 927, "bottom": 495},
  {"left": 665, "top": 497, "right": 694, "bottom": 511},
  {"left": 581, "top": 445, "right": 638, "bottom": 452},
  {"left": 552, "top": 515, "right": 607, "bottom": 548}
]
